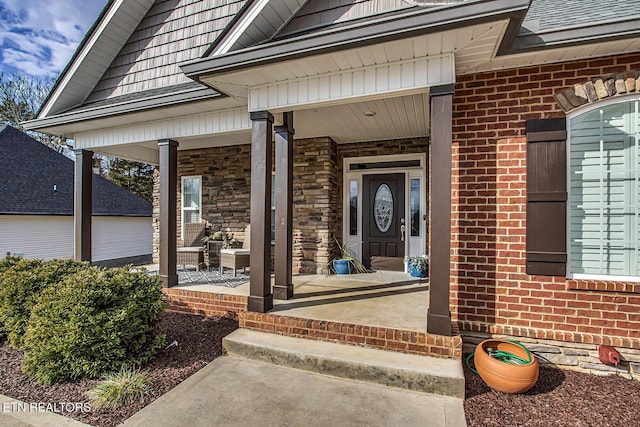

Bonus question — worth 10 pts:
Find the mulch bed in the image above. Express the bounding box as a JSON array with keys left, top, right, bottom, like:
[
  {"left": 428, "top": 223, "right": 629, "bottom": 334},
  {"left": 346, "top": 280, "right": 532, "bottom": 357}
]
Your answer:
[
  {"left": 464, "top": 355, "right": 640, "bottom": 427},
  {"left": 0, "top": 311, "right": 238, "bottom": 427}
]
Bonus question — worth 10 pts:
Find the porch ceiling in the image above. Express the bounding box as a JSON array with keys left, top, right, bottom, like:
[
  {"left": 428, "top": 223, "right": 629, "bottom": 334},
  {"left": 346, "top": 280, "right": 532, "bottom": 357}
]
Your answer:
[
  {"left": 161, "top": 92, "right": 429, "bottom": 150},
  {"left": 91, "top": 91, "right": 429, "bottom": 164},
  {"left": 292, "top": 93, "right": 429, "bottom": 143}
]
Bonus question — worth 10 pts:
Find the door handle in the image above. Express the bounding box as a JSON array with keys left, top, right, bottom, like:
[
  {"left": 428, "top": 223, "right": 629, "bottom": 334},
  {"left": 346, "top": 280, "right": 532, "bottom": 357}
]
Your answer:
[{"left": 400, "top": 224, "right": 406, "bottom": 242}]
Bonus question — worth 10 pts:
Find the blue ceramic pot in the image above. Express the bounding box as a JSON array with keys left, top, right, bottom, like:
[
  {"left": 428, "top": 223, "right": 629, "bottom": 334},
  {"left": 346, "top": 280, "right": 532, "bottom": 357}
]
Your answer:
[
  {"left": 333, "top": 259, "right": 353, "bottom": 274},
  {"left": 408, "top": 264, "right": 428, "bottom": 278}
]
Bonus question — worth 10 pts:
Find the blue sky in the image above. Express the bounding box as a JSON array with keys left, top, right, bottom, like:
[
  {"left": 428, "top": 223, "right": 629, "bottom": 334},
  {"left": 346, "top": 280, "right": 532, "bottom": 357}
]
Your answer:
[{"left": 0, "top": 0, "right": 107, "bottom": 78}]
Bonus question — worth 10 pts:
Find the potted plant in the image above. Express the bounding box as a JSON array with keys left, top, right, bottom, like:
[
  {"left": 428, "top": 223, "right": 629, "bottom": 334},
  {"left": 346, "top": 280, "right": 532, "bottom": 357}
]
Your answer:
[
  {"left": 202, "top": 230, "right": 225, "bottom": 243},
  {"left": 407, "top": 255, "right": 428, "bottom": 278},
  {"left": 332, "top": 236, "right": 367, "bottom": 275}
]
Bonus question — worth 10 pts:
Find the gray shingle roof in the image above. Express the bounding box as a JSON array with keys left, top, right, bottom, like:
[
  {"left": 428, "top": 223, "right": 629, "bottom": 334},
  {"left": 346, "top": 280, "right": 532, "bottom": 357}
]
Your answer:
[
  {"left": 522, "top": 0, "right": 640, "bottom": 34},
  {"left": 0, "top": 125, "right": 152, "bottom": 217}
]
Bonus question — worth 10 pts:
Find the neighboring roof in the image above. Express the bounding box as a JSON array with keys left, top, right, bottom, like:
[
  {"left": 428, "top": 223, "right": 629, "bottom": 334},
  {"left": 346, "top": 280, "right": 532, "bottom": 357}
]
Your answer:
[{"left": 0, "top": 125, "right": 152, "bottom": 217}]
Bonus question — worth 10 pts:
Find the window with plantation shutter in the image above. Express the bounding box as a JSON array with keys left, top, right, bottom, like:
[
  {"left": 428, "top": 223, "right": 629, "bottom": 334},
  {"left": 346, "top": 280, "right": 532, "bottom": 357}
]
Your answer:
[
  {"left": 569, "top": 99, "right": 640, "bottom": 279},
  {"left": 526, "top": 118, "right": 567, "bottom": 276}
]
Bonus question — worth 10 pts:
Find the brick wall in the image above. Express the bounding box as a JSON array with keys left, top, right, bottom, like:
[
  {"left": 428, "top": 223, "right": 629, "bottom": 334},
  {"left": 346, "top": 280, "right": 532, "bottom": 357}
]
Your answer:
[{"left": 452, "top": 53, "right": 640, "bottom": 356}]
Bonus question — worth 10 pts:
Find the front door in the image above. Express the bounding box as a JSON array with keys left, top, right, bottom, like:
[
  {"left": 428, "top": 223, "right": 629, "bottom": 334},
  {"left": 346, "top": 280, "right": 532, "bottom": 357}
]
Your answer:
[{"left": 362, "top": 173, "right": 405, "bottom": 268}]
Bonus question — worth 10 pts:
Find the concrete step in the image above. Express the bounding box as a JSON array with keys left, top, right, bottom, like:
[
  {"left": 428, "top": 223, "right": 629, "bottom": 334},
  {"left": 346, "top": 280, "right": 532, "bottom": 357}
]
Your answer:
[{"left": 223, "top": 328, "right": 465, "bottom": 398}]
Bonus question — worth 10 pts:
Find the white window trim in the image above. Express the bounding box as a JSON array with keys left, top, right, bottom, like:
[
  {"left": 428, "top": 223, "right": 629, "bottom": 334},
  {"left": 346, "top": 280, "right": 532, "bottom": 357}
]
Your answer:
[
  {"left": 342, "top": 153, "right": 427, "bottom": 263},
  {"left": 566, "top": 94, "right": 640, "bottom": 282},
  {"left": 181, "top": 175, "right": 202, "bottom": 240}
]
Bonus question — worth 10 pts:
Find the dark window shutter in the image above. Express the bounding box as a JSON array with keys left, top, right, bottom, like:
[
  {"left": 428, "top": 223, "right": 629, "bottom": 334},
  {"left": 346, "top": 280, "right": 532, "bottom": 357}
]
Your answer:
[{"left": 526, "top": 118, "right": 567, "bottom": 276}]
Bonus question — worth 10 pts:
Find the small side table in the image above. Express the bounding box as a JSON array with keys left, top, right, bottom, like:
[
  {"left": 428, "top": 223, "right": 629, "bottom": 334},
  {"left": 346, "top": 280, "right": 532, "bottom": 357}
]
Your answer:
[{"left": 206, "top": 240, "right": 224, "bottom": 271}]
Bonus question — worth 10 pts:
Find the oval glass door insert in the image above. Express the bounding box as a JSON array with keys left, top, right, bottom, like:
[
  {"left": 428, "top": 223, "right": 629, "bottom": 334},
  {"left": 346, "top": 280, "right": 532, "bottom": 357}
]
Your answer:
[{"left": 374, "top": 184, "right": 393, "bottom": 232}]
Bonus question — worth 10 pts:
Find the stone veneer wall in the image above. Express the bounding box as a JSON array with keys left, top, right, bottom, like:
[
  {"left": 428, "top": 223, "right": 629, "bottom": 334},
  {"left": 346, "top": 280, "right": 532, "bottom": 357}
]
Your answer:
[
  {"left": 178, "top": 144, "right": 252, "bottom": 242},
  {"left": 452, "top": 52, "right": 640, "bottom": 378},
  {"left": 292, "top": 137, "right": 339, "bottom": 274},
  {"left": 152, "top": 137, "right": 339, "bottom": 274}
]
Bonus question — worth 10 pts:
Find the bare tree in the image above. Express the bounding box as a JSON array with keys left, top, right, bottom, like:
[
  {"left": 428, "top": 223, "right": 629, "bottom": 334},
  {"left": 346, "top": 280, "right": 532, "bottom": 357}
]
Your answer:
[
  {"left": 0, "top": 72, "right": 66, "bottom": 151},
  {"left": 0, "top": 72, "right": 154, "bottom": 200}
]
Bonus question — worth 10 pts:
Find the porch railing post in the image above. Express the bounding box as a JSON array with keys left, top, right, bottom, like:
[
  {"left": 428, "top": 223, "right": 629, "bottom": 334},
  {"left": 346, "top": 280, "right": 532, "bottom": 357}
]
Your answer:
[
  {"left": 158, "top": 139, "right": 179, "bottom": 288},
  {"left": 274, "top": 112, "right": 294, "bottom": 299},
  {"left": 74, "top": 149, "right": 93, "bottom": 262},
  {"left": 427, "top": 85, "right": 454, "bottom": 336},
  {"left": 249, "top": 111, "right": 274, "bottom": 312}
]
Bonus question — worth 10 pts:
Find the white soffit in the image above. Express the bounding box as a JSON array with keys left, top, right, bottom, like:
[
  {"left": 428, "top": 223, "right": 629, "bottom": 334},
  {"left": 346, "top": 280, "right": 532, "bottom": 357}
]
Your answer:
[
  {"left": 74, "top": 106, "right": 251, "bottom": 152},
  {"left": 247, "top": 53, "right": 452, "bottom": 112},
  {"left": 34, "top": 96, "right": 245, "bottom": 138},
  {"left": 463, "top": 37, "right": 640, "bottom": 74},
  {"left": 76, "top": 91, "right": 429, "bottom": 163},
  {"left": 200, "top": 21, "right": 508, "bottom": 112}
]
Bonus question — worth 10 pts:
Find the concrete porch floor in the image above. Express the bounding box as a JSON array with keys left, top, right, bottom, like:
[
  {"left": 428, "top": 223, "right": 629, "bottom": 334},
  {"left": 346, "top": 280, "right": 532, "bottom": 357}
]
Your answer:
[
  {"left": 142, "top": 265, "right": 429, "bottom": 332},
  {"left": 270, "top": 272, "right": 429, "bottom": 332}
]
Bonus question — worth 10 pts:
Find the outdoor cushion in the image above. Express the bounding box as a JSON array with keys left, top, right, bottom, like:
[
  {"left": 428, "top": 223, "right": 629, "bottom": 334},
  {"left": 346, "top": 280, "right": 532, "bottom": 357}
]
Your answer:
[
  {"left": 220, "top": 248, "right": 250, "bottom": 255},
  {"left": 177, "top": 247, "right": 205, "bottom": 252}
]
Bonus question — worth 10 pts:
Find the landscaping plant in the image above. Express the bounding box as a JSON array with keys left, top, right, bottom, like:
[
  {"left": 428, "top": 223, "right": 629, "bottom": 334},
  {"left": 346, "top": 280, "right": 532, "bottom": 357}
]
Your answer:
[
  {"left": 0, "top": 255, "right": 22, "bottom": 275},
  {"left": 0, "top": 258, "right": 88, "bottom": 347},
  {"left": 331, "top": 236, "right": 368, "bottom": 274},
  {"left": 22, "top": 266, "right": 166, "bottom": 385},
  {"left": 87, "top": 365, "right": 151, "bottom": 409}
]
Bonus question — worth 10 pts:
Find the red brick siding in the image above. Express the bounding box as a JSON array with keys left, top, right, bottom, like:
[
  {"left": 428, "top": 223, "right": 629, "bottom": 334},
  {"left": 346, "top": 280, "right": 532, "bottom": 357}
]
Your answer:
[
  {"left": 239, "top": 311, "right": 463, "bottom": 359},
  {"left": 163, "top": 288, "right": 247, "bottom": 319},
  {"left": 452, "top": 53, "right": 640, "bottom": 346}
]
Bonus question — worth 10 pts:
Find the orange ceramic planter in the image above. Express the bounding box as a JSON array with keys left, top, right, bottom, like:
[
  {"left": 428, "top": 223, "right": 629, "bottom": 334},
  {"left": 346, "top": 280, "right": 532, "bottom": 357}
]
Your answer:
[{"left": 474, "top": 339, "right": 539, "bottom": 394}]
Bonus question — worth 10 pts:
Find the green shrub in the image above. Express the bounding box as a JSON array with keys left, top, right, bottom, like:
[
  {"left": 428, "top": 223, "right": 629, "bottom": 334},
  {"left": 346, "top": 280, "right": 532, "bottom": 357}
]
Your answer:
[
  {"left": 87, "top": 366, "right": 151, "bottom": 409},
  {"left": 0, "top": 255, "right": 21, "bottom": 339},
  {"left": 0, "top": 255, "right": 22, "bottom": 275},
  {"left": 22, "top": 266, "right": 166, "bottom": 385},
  {"left": 0, "top": 258, "right": 89, "bottom": 347}
]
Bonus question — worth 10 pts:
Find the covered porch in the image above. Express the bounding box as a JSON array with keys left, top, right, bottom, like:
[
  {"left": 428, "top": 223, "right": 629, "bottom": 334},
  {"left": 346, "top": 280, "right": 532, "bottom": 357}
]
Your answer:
[{"left": 62, "top": 1, "right": 532, "bottom": 343}]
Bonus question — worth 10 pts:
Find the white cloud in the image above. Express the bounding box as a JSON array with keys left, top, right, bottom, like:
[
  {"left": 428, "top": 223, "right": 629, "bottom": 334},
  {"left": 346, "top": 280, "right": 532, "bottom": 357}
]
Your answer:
[{"left": 0, "top": 0, "right": 107, "bottom": 76}]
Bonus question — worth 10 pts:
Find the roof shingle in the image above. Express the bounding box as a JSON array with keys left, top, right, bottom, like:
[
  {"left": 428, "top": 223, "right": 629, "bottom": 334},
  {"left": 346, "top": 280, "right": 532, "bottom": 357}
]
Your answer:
[{"left": 0, "top": 125, "right": 152, "bottom": 217}]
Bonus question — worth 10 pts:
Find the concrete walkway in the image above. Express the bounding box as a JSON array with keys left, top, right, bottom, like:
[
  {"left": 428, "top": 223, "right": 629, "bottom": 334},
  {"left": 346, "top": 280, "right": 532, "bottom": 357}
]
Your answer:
[{"left": 121, "top": 355, "right": 466, "bottom": 427}]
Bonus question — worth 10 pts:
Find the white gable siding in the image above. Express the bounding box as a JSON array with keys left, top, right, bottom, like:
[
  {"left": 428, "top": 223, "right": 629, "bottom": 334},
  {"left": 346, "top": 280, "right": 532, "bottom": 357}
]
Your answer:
[
  {"left": 88, "top": 0, "right": 247, "bottom": 102},
  {"left": 0, "top": 215, "right": 152, "bottom": 263}
]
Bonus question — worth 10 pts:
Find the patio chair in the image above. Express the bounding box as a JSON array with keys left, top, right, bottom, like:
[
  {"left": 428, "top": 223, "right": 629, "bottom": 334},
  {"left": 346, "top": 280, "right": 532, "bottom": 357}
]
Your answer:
[
  {"left": 177, "top": 222, "right": 206, "bottom": 271},
  {"left": 220, "top": 224, "right": 250, "bottom": 277}
]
